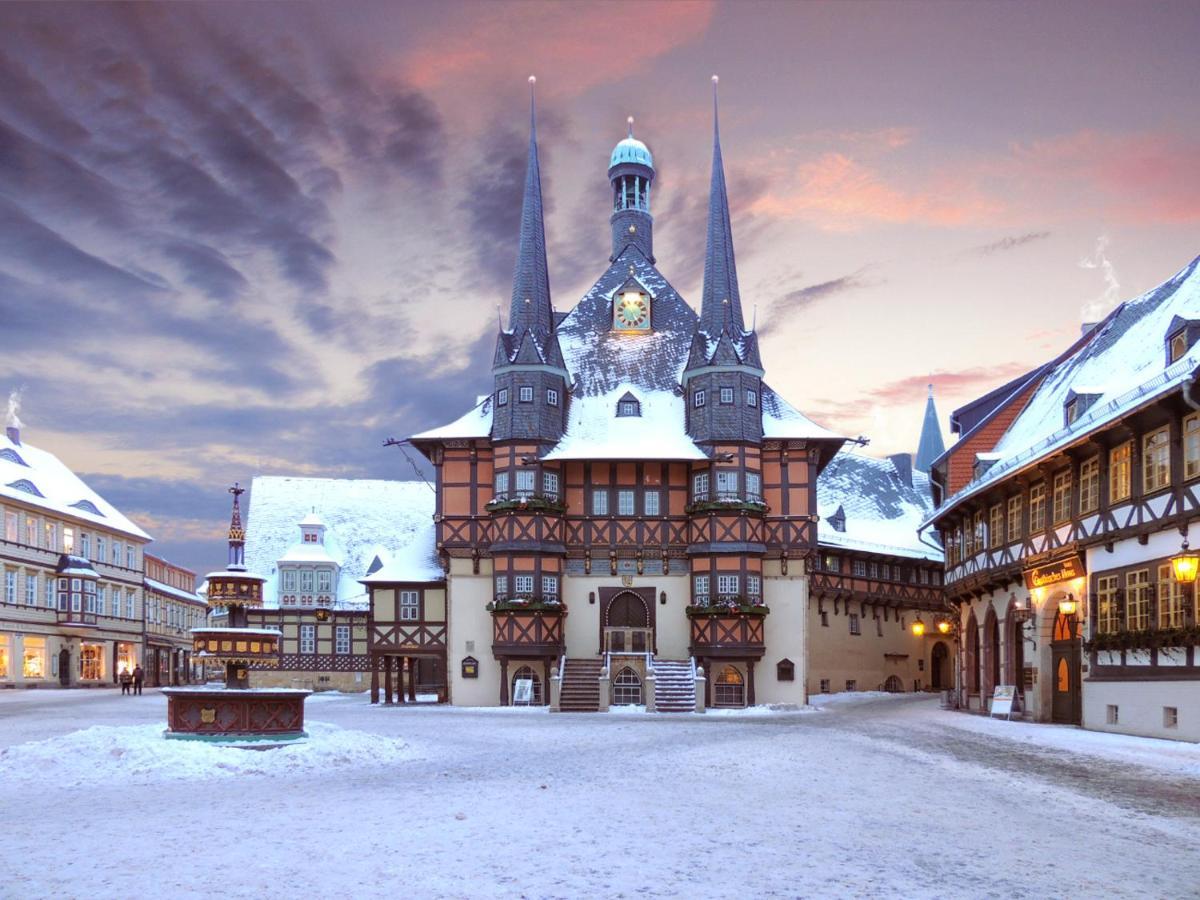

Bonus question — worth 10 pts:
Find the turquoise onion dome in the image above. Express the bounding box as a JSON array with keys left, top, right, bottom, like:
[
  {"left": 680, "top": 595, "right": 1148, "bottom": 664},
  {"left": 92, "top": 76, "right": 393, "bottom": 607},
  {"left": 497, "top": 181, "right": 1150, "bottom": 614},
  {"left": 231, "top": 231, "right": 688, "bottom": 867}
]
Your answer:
[{"left": 610, "top": 117, "right": 653, "bottom": 170}]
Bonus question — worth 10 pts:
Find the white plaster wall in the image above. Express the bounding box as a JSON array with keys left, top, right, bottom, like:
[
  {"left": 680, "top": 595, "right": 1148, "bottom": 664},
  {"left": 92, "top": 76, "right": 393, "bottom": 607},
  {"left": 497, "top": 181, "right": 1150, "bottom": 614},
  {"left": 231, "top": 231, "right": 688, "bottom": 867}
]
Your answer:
[
  {"left": 446, "top": 559, "right": 500, "bottom": 707},
  {"left": 1084, "top": 680, "right": 1200, "bottom": 742},
  {"left": 560, "top": 574, "right": 691, "bottom": 659},
  {"left": 758, "top": 569, "right": 807, "bottom": 705}
]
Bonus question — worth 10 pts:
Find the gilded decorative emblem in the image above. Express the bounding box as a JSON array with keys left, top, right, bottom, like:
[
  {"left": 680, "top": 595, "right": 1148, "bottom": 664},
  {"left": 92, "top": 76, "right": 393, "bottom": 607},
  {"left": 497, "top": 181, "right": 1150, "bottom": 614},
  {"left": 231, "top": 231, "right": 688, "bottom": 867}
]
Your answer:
[
  {"left": 199, "top": 708, "right": 216, "bottom": 724},
  {"left": 621, "top": 575, "right": 634, "bottom": 587}
]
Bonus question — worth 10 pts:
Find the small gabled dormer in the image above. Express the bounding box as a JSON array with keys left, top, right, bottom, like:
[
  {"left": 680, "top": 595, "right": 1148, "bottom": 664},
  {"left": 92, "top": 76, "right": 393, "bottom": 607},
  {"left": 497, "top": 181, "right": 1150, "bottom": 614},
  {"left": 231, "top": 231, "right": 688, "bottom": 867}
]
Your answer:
[
  {"left": 1064, "top": 388, "right": 1101, "bottom": 427},
  {"left": 827, "top": 504, "right": 846, "bottom": 533},
  {"left": 973, "top": 453, "right": 1001, "bottom": 480},
  {"left": 1165, "top": 315, "right": 1200, "bottom": 366},
  {"left": 615, "top": 391, "right": 642, "bottom": 417}
]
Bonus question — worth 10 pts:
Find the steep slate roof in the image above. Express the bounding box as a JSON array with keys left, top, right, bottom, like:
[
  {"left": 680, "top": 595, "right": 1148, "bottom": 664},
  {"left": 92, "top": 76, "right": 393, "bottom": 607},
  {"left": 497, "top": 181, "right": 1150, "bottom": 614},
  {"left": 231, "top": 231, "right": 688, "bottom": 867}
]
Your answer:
[
  {"left": 914, "top": 388, "right": 946, "bottom": 473},
  {"left": 928, "top": 254, "right": 1200, "bottom": 524},
  {"left": 416, "top": 241, "right": 842, "bottom": 453},
  {"left": 0, "top": 430, "right": 151, "bottom": 540},
  {"left": 818, "top": 449, "right": 943, "bottom": 561},
  {"left": 244, "top": 476, "right": 440, "bottom": 608}
]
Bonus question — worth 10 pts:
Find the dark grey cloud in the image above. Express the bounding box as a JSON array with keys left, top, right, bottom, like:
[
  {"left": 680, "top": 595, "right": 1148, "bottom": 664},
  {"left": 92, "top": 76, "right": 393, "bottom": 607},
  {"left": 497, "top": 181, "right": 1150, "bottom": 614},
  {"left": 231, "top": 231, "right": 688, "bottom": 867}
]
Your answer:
[
  {"left": 162, "top": 240, "right": 248, "bottom": 302},
  {"left": 760, "top": 267, "right": 876, "bottom": 336},
  {"left": 970, "top": 231, "right": 1052, "bottom": 255}
]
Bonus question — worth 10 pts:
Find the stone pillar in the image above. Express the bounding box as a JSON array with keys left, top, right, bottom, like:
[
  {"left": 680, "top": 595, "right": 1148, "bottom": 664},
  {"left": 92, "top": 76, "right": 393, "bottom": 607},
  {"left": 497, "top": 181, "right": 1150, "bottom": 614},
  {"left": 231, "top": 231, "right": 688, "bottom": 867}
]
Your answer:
[
  {"left": 694, "top": 665, "right": 706, "bottom": 713},
  {"left": 597, "top": 666, "right": 610, "bottom": 712},
  {"left": 645, "top": 671, "right": 657, "bottom": 713},
  {"left": 550, "top": 663, "right": 562, "bottom": 712}
]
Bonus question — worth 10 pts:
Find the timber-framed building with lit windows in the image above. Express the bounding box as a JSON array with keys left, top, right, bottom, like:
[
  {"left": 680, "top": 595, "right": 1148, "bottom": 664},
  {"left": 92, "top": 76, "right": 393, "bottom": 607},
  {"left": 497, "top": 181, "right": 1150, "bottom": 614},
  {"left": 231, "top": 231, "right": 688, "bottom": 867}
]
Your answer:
[
  {"left": 928, "top": 255, "right": 1200, "bottom": 741},
  {"left": 143, "top": 553, "right": 206, "bottom": 687},
  {"left": 377, "top": 82, "right": 948, "bottom": 711},
  {"left": 1, "top": 422, "right": 150, "bottom": 688}
]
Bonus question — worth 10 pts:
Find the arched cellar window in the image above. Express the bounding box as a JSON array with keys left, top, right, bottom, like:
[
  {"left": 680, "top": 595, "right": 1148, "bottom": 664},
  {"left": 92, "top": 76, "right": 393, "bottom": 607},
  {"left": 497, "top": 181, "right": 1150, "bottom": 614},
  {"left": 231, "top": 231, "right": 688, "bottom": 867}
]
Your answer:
[
  {"left": 612, "top": 666, "right": 642, "bottom": 706},
  {"left": 511, "top": 666, "right": 542, "bottom": 705},
  {"left": 713, "top": 665, "right": 745, "bottom": 708},
  {"left": 883, "top": 675, "right": 903, "bottom": 693}
]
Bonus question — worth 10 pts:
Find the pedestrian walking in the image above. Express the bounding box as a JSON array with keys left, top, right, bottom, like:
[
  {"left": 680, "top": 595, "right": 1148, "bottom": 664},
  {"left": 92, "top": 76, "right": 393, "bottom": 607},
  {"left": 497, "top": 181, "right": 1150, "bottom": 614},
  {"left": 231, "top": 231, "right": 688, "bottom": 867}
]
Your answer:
[
  {"left": 119, "top": 667, "right": 132, "bottom": 695},
  {"left": 132, "top": 664, "right": 144, "bottom": 696}
]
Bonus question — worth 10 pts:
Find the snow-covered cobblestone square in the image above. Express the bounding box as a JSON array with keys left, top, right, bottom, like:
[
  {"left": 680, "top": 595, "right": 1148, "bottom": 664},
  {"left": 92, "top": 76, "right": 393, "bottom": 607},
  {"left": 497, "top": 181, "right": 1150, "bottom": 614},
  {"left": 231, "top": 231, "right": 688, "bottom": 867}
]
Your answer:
[{"left": 2, "top": 690, "right": 1198, "bottom": 898}]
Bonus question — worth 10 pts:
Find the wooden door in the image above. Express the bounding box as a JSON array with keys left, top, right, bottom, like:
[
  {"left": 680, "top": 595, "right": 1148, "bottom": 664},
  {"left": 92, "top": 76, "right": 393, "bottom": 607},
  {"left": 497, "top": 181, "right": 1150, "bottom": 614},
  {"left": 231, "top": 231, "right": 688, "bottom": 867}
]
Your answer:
[
  {"left": 598, "top": 587, "right": 655, "bottom": 654},
  {"left": 58, "top": 648, "right": 70, "bottom": 686},
  {"left": 1050, "top": 612, "right": 1081, "bottom": 725}
]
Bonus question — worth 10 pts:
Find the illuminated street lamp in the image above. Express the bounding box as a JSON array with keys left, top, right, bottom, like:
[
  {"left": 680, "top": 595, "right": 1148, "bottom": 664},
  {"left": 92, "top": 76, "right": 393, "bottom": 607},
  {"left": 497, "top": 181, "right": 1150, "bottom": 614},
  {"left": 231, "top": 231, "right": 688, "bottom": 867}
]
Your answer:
[
  {"left": 911, "top": 617, "right": 926, "bottom": 637},
  {"left": 937, "top": 620, "right": 952, "bottom": 635},
  {"left": 1171, "top": 540, "right": 1200, "bottom": 584},
  {"left": 1058, "top": 595, "right": 1077, "bottom": 616}
]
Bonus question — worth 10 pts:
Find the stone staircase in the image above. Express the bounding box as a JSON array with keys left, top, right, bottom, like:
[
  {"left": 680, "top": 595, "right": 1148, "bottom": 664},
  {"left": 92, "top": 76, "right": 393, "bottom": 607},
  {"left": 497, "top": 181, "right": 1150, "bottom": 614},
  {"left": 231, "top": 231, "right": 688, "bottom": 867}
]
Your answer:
[
  {"left": 651, "top": 660, "right": 695, "bottom": 713},
  {"left": 559, "top": 658, "right": 602, "bottom": 712}
]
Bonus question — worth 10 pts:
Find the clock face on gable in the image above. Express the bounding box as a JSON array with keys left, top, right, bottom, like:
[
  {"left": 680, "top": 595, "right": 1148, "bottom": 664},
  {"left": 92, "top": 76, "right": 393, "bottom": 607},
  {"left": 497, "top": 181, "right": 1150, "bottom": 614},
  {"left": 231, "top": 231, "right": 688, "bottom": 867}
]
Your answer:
[{"left": 614, "top": 290, "right": 650, "bottom": 331}]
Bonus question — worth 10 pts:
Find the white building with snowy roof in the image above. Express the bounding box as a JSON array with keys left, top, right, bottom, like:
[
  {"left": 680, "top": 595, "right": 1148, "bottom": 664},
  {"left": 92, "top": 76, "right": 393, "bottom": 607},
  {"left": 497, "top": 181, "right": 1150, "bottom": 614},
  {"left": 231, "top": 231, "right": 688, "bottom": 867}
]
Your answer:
[
  {"left": 227, "top": 476, "right": 443, "bottom": 692},
  {"left": 1, "top": 421, "right": 151, "bottom": 689},
  {"left": 929, "top": 254, "right": 1200, "bottom": 742}
]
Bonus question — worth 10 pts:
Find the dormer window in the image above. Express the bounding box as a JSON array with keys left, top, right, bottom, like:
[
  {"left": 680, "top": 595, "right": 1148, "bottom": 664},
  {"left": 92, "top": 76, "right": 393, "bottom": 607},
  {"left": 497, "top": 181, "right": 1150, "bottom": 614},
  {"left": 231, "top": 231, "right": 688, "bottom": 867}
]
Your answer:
[
  {"left": 70, "top": 500, "right": 104, "bottom": 517},
  {"left": 1169, "top": 330, "right": 1188, "bottom": 362},
  {"left": 616, "top": 391, "right": 641, "bottom": 417},
  {"left": 1165, "top": 316, "right": 1200, "bottom": 366},
  {"left": 7, "top": 479, "right": 43, "bottom": 498},
  {"left": 1064, "top": 389, "right": 1100, "bottom": 427},
  {"left": 827, "top": 505, "right": 846, "bottom": 533},
  {"left": 0, "top": 448, "right": 28, "bottom": 466}
]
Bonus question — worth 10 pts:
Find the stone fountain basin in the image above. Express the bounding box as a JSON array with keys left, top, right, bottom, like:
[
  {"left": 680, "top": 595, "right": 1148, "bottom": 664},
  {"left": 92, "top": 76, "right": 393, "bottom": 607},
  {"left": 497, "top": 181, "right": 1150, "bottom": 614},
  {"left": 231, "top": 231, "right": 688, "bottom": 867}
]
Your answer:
[{"left": 162, "top": 686, "right": 312, "bottom": 744}]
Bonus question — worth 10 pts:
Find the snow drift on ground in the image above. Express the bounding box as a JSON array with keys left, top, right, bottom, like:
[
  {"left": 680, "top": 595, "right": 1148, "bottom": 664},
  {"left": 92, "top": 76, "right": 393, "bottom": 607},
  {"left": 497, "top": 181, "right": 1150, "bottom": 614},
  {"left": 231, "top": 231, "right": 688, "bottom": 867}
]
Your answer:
[{"left": 0, "top": 720, "right": 416, "bottom": 784}]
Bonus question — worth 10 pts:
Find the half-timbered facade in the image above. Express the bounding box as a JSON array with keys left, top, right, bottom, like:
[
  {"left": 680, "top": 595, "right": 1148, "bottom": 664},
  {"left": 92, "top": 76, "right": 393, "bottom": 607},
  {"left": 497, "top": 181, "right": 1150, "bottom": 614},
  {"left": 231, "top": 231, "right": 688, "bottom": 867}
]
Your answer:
[
  {"left": 407, "top": 85, "right": 847, "bottom": 710},
  {"left": 929, "top": 255, "right": 1200, "bottom": 741},
  {"left": 811, "top": 446, "right": 951, "bottom": 697}
]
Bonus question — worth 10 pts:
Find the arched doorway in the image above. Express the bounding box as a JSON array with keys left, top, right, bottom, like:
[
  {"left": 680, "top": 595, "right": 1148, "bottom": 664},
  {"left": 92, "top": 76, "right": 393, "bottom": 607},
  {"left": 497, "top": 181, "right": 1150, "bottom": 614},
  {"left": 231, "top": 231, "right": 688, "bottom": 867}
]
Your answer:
[
  {"left": 612, "top": 666, "right": 642, "bottom": 706},
  {"left": 511, "top": 665, "right": 542, "bottom": 705},
  {"left": 1005, "top": 599, "right": 1026, "bottom": 701},
  {"left": 1050, "top": 606, "right": 1081, "bottom": 725},
  {"left": 930, "top": 641, "right": 950, "bottom": 690},
  {"left": 600, "top": 588, "right": 654, "bottom": 653},
  {"left": 713, "top": 665, "right": 745, "bottom": 708},
  {"left": 983, "top": 609, "right": 1000, "bottom": 699},
  {"left": 965, "top": 611, "right": 980, "bottom": 698},
  {"left": 883, "top": 675, "right": 904, "bottom": 693},
  {"left": 58, "top": 648, "right": 71, "bottom": 687}
]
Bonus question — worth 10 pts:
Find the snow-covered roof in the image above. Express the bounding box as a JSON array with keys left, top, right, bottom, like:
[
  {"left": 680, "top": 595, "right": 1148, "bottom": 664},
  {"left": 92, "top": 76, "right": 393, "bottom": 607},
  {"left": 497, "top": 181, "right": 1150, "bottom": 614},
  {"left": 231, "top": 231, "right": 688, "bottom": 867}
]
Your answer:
[
  {"left": 144, "top": 577, "right": 205, "bottom": 605},
  {"left": 0, "top": 430, "right": 151, "bottom": 540},
  {"left": 410, "top": 396, "right": 493, "bottom": 441},
  {"left": 359, "top": 521, "right": 444, "bottom": 584},
  {"left": 761, "top": 386, "right": 844, "bottom": 440},
  {"left": 930, "top": 254, "right": 1200, "bottom": 523},
  {"left": 244, "top": 477, "right": 439, "bottom": 607},
  {"left": 817, "top": 449, "right": 943, "bottom": 561},
  {"left": 543, "top": 386, "right": 707, "bottom": 461}
]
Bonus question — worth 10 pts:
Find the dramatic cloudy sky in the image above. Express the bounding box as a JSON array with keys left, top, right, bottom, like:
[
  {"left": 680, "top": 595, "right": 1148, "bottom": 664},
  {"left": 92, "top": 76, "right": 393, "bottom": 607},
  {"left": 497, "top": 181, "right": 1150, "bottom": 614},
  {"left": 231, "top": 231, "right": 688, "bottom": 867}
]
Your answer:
[{"left": 2, "top": 1, "right": 1199, "bottom": 576}]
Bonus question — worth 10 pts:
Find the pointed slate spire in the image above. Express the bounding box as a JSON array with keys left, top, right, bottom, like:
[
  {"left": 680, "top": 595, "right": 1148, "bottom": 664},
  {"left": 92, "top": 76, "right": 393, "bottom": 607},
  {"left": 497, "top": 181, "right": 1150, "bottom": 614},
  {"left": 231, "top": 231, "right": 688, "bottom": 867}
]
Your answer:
[
  {"left": 507, "top": 76, "right": 554, "bottom": 336},
  {"left": 699, "top": 75, "right": 745, "bottom": 338},
  {"left": 227, "top": 483, "right": 246, "bottom": 569},
  {"left": 915, "top": 384, "right": 946, "bottom": 473}
]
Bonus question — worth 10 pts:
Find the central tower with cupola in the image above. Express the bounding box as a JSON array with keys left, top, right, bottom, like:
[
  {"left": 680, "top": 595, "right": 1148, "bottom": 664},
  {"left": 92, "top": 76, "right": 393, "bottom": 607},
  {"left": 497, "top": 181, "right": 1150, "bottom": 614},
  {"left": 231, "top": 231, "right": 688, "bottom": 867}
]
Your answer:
[{"left": 609, "top": 117, "right": 655, "bottom": 263}]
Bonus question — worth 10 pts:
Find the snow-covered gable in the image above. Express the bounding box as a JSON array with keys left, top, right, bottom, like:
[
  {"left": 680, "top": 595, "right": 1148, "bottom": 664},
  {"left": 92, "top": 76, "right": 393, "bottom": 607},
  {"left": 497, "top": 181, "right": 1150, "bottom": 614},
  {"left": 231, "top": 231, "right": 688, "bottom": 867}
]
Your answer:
[
  {"left": 244, "top": 476, "right": 439, "bottom": 608},
  {"left": 0, "top": 430, "right": 150, "bottom": 540},
  {"left": 931, "top": 254, "right": 1200, "bottom": 521},
  {"left": 818, "top": 449, "right": 943, "bottom": 561},
  {"left": 414, "top": 244, "right": 843, "bottom": 454}
]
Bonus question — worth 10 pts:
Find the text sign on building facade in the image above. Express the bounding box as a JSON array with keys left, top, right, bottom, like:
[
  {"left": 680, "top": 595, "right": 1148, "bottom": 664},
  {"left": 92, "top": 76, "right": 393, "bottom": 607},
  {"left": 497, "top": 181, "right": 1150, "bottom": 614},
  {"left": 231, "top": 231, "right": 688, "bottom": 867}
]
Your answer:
[{"left": 1023, "top": 555, "right": 1086, "bottom": 590}]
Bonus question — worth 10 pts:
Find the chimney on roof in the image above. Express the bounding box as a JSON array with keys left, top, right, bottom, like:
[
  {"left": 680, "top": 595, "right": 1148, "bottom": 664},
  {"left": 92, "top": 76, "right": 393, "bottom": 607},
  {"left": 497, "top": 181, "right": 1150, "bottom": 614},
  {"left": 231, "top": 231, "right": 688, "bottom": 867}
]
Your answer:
[
  {"left": 889, "top": 453, "right": 913, "bottom": 488},
  {"left": 5, "top": 389, "right": 20, "bottom": 445}
]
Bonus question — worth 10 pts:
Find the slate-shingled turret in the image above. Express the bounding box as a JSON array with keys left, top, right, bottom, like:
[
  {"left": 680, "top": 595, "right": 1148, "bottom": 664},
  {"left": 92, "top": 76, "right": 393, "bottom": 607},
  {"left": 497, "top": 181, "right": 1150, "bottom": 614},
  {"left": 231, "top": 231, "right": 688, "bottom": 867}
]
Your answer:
[
  {"left": 491, "top": 77, "right": 569, "bottom": 445},
  {"left": 682, "top": 76, "right": 765, "bottom": 445}
]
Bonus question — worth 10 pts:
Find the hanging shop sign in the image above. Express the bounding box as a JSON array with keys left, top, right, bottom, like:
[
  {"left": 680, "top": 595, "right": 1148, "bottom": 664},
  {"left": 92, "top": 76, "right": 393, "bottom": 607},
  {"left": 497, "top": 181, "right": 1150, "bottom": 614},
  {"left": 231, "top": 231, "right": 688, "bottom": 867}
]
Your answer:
[{"left": 1023, "top": 554, "right": 1085, "bottom": 590}]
